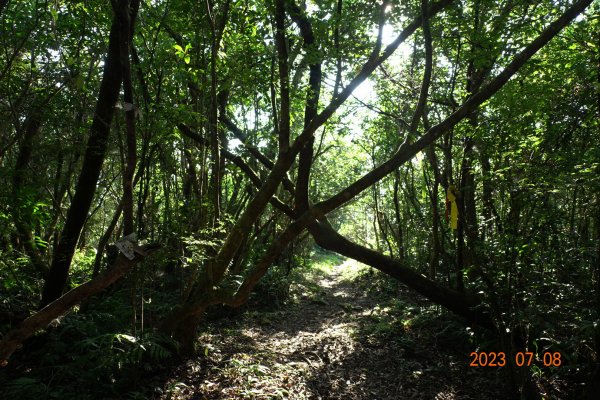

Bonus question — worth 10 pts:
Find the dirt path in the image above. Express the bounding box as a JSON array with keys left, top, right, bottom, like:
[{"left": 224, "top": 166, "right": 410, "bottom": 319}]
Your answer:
[{"left": 159, "top": 260, "right": 510, "bottom": 399}]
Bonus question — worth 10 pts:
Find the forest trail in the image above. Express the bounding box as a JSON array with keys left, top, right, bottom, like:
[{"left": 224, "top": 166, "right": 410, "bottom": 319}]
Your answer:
[{"left": 159, "top": 258, "right": 509, "bottom": 400}]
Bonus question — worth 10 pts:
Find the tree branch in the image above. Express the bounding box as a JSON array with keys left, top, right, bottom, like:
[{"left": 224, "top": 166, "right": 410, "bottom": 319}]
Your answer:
[
  {"left": 274, "top": 0, "right": 290, "bottom": 153},
  {"left": 316, "top": 0, "right": 594, "bottom": 218},
  {"left": 0, "top": 244, "right": 160, "bottom": 365}
]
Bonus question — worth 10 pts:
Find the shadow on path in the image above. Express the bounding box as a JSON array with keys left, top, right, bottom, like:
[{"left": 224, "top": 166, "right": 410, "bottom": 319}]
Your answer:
[{"left": 158, "top": 259, "right": 511, "bottom": 399}]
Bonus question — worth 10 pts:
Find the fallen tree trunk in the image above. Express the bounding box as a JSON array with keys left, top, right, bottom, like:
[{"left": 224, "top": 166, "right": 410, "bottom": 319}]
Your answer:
[
  {"left": 164, "top": 0, "right": 593, "bottom": 356},
  {"left": 160, "top": 0, "right": 457, "bottom": 347},
  {"left": 0, "top": 243, "right": 159, "bottom": 365},
  {"left": 310, "top": 220, "right": 496, "bottom": 330}
]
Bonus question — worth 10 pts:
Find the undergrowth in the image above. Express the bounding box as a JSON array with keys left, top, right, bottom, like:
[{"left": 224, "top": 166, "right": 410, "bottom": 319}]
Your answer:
[{"left": 0, "top": 284, "right": 179, "bottom": 400}]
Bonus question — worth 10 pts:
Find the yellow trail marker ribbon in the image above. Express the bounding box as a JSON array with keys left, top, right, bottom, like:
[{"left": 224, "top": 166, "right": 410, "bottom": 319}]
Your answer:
[{"left": 446, "top": 185, "right": 459, "bottom": 230}]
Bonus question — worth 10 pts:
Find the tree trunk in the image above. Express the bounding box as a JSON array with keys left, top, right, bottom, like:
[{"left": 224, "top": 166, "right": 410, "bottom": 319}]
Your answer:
[
  {"left": 12, "top": 108, "right": 46, "bottom": 276},
  {"left": 426, "top": 145, "right": 441, "bottom": 279},
  {"left": 311, "top": 220, "right": 495, "bottom": 329},
  {"left": 0, "top": 243, "right": 158, "bottom": 365},
  {"left": 40, "top": 2, "right": 136, "bottom": 307},
  {"left": 117, "top": 0, "right": 140, "bottom": 236},
  {"left": 160, "top": 0, "right": 592, "bottom": 352}
]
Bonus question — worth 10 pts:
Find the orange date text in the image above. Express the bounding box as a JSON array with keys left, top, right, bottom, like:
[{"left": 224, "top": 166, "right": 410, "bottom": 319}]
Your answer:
[{"left": 469, "top": 351, "right": 562, "bottom": 367}]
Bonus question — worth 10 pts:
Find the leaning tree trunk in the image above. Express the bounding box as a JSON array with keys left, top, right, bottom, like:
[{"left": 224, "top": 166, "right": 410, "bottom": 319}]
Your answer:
[
  {"left": 1, "top": 243, "right": 159, "bottom": 365},
  {"left": 40, "top": 1, "right": 139, "bottom": 307},
  {"left": 160, "top": 0, "right": 593, "bottom": 354}
]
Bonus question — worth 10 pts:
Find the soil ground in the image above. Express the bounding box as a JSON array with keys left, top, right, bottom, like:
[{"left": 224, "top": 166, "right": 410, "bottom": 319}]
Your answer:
[{"left": 158, "top": 258, "right": 512, "bottom": 399}]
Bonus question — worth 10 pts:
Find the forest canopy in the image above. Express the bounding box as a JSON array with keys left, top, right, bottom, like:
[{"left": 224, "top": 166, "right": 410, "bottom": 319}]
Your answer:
[{"left": 1, "top": 0, "right": 599, "bottom": 398}]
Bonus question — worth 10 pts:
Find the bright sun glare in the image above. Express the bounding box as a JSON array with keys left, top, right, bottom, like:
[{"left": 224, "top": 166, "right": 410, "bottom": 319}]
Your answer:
[{"left": 352, "top": 23, "right": 412, "bottom": 105}]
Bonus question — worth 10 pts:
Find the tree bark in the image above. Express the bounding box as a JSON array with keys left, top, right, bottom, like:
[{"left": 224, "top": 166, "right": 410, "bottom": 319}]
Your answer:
[
  {"left": 40, "top": 1, "right": 138, "bottom": 307},
  {"left": 117, "top": 0, "right": 140, "bottom": 236},
  {"left": 161, "top": 0, "right": 592, "bottom": 351},
  {"left": 12, "top": 108, "right": 46, "bottom": 276},
  {"left": 288, "top": 0, "right": 321, "bottom": 213},
  {"left": 0, "top": 243, "right": 159, "bottom": 365},
  {"left": 206, "top": 0, "right": 231, "bottom": 225},
  {"left": 311, "top": 220, "right": 495, "bottom": 329}
]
